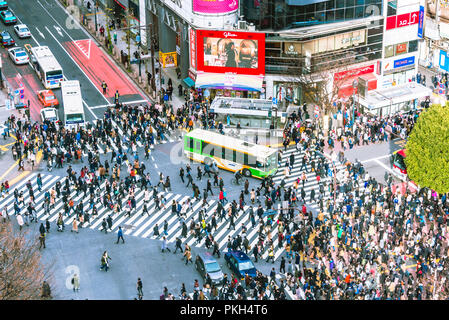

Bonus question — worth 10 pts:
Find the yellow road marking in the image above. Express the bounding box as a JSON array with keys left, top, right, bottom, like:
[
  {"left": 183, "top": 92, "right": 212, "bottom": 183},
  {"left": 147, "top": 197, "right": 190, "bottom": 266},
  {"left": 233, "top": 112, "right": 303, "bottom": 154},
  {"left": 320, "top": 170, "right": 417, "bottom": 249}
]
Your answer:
[
  {"left": 8, "top": 170, "right": 31, "bottom": 186},
  {"left": 0, "top": 150, "right": 42, "bottom": 182}
]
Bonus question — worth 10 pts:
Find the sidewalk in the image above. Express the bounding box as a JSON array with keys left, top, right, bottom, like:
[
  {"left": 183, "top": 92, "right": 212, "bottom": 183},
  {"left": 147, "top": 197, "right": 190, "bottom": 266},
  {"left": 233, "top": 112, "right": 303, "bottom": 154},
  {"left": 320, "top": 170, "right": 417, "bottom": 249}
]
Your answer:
[{"left": 62, "top": 0, "right": 186, "bottom": 110}]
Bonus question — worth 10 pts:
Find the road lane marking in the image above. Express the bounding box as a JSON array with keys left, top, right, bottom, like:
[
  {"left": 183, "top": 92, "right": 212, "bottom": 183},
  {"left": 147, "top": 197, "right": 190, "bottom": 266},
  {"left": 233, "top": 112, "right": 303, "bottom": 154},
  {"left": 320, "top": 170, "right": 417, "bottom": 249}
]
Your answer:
[
  {"left": 89, "top": 100, "right": 149, "bottom": 109},
  {"left": 38, "top": 1, "right": 110, "bottom": 105},
  {"left": 361, "top": 154, "right": 393, "bottom": 163},
  {"left": 35, "top": 27, "right": 45, "bottom": 39}
]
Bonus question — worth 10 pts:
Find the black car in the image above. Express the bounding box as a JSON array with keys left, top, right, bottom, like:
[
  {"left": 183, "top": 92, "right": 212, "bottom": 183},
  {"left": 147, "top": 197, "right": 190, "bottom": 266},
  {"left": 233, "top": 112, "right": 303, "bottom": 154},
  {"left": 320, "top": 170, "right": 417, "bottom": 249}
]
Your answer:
[
  {"left": 224, "top": 250, "right": 257, "bottom": 280},
  {"left": 195, "top": 252, "right": 224, "bottom": 285}
]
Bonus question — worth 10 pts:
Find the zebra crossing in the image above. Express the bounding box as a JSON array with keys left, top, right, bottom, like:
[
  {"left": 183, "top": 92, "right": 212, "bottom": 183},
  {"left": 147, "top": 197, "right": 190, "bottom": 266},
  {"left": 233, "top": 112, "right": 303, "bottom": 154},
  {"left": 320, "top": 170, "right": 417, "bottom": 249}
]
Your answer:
[
  {"left": 4, "top": 172, "right": 302, "bottom": 261},
  {"left": 271, "top": 146, "right": 346, "bottom": 213},
  {"left": 59, "top": 119, "right": 182, "bottom": 158}
]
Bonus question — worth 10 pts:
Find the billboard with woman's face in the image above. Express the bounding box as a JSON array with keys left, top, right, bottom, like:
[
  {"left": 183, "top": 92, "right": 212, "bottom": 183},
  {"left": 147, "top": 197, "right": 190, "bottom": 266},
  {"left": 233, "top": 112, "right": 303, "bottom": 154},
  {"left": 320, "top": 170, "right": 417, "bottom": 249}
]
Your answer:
[{"left": 196, "top": 30, "right": 265, "bottom": 76}]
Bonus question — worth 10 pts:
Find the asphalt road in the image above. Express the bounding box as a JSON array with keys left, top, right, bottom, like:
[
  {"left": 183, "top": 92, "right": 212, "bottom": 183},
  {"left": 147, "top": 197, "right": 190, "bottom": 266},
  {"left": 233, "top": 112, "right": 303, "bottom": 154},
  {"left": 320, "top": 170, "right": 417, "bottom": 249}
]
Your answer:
[{"left": 5, "top": 0, "right": 147, "bottom": 123}]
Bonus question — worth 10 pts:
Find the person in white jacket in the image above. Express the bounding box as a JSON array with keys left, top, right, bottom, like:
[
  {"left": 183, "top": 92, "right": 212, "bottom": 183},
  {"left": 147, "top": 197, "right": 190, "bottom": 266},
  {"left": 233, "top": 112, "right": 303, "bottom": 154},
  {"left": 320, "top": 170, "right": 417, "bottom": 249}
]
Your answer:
[{"left": 17, "top": 214, "right": 24, "bottom": 231}]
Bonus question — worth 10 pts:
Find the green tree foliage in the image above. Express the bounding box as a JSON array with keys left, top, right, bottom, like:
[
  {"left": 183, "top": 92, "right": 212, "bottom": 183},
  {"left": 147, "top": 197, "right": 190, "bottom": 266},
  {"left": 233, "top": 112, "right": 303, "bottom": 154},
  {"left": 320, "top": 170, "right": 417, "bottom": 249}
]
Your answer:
[{"left": 405, "top": 104, "right": 449, "bottom": 194}]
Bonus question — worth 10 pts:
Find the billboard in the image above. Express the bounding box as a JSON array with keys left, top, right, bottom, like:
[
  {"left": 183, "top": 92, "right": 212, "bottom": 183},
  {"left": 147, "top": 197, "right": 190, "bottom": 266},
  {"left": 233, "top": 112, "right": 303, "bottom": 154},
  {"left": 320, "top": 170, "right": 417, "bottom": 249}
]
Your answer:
[
  {"left": 159, "top": 52, "right": 177, "bottom": 68},
  {"left": 190, "top": 28, "right": 197, "bottom": 70},
  {"left": 193, "top": 0, "right": 238, "bottom": 14},
  {"left": 196, "top": 30, "right": 265, "bottom": 76}
]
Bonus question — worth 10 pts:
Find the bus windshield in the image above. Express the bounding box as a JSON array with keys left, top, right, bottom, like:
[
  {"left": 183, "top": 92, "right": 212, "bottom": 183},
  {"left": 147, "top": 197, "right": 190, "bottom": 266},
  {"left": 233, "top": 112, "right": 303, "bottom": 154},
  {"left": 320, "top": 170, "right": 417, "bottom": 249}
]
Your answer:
[
  {"left": 66, "top": 113, "right": 84, "bottom": 123},
  {"left": 46, "top": 70, "right": 63, "bottom": 80},
  {"left": 265, "top": 153, "right": 277, "bottom": 171}
]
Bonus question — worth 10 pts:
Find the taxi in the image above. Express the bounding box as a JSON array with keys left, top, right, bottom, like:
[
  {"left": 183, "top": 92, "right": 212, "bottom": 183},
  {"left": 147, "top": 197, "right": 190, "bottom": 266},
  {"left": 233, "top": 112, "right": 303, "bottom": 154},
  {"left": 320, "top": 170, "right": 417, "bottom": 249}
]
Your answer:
[
  {"left": 37, "top": 90, "right": 59, "bottom": 107},
  {"left": 0, "top": 1, "right": 8, "bottom": 10}
]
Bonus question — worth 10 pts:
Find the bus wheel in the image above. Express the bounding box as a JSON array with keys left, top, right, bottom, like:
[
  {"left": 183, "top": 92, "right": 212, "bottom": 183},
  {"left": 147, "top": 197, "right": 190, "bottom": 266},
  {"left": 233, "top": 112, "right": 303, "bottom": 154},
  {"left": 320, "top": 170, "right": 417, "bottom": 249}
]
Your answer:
[{"left": 242, "top": 169, "right": 251, "bottom": 177}]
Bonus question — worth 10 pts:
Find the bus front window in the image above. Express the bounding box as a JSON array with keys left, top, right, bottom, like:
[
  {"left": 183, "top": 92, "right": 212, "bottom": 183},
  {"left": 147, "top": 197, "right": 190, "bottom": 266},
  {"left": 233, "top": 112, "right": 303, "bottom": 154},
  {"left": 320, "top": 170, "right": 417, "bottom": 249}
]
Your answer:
[
  {"left": 264, "top": 154, "right": 277, "bottom": 171},
  {"left": 46, "top": 70, "right": 63, "bottom": 80},
  {"left": 66, "top": 113, "right": 84, "bottom": 123}
]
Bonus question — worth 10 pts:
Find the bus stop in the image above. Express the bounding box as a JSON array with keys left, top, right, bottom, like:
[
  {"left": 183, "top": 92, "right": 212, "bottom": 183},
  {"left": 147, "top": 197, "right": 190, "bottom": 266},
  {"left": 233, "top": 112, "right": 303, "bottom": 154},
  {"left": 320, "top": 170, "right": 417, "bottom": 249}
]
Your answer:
[
  {"left": 209, "top": 97, "right": 287, "bottom": 132},
  {"left": 355, "top": 82, "right": 432, "bottom": 117}
]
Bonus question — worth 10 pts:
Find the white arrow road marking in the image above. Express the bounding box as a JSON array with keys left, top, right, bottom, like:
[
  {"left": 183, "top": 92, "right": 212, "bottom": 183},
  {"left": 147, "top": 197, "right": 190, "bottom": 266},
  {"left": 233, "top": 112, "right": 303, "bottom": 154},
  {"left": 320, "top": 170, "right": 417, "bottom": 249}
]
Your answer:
[
  {"left": 54, "top": 25, "right": 63, "bottom": 37},
  {"left": 35, "top": 27, "right": 45, "bottom": 39}
]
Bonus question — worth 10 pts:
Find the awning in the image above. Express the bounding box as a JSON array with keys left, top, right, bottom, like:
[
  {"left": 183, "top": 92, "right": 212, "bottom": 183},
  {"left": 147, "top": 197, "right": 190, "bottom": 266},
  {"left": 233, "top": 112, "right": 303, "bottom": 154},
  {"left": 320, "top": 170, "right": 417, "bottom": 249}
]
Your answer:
[
  {"left": 194, "top": 72, "right": 264, "bottom": 92},
  {"left": 337, "top": 73, "right": 378, "bottom": 98},
  {"left": 183, "top": 77, "right": 195, "bottom": 88}
]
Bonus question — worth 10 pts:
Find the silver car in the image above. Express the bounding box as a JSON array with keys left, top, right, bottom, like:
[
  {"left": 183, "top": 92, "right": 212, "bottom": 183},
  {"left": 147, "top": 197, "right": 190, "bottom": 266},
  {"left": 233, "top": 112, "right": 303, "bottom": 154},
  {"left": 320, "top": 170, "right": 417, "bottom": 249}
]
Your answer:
[
  {"left": 40, "top": 107, "right": 59, "bottom": 123},
  {"left": 8, "top": 47, "right": 29, "bottom": 65},
  {"left": 13, "top": 24, "right": 30, "bottom": 38}
]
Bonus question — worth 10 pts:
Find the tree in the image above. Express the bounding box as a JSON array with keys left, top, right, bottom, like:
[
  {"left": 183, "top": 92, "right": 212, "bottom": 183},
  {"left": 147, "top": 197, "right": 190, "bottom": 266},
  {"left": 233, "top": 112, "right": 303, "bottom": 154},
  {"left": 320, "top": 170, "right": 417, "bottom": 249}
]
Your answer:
[
  {"left": 294, "top": 64, "right": 353, "bottom": 116},
  {"left": 0, "top": 223, "right": 52, "bottom": 299},
  {"left": 405, "top": 104, "right": 449, "bottom": 194}
]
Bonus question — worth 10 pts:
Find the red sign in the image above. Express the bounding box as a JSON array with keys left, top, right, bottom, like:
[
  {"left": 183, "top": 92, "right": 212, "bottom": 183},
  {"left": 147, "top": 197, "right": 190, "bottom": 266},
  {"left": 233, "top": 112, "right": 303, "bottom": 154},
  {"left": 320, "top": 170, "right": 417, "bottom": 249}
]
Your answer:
[
  {"left": 196, "top": 30, "right": 265, "bottom": 76},
  {"left": 334, "top": 64, "right": 375, "bottom": 82},
  {"left": 190, "top": 28, "right": 197, "bottom": 70},
  {"left": 386, "top": 11, "right": 419, "bottom": 30},
  {"left": 395, "top": 43, "right": 407, "bottom": 54}
]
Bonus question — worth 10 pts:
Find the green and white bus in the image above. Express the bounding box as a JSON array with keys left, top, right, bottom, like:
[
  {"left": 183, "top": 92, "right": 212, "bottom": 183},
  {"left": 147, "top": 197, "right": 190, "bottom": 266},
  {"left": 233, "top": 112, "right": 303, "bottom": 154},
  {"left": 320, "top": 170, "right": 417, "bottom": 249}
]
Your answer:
[{"left": 183, "top": 129, "right": 278, "bottom": 179}]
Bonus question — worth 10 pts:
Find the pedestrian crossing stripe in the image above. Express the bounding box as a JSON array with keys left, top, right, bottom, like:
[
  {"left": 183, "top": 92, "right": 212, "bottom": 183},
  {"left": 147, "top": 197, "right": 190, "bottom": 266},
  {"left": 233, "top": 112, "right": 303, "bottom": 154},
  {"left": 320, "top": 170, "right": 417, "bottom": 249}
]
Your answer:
[{"left": 3, "top": 146, "right": 354, "bottom": 261}]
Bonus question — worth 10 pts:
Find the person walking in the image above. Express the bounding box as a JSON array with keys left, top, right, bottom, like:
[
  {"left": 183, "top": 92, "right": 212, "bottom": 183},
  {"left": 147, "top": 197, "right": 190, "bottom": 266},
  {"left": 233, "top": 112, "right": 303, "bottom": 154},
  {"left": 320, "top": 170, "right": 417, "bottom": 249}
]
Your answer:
[
  {"left": 38, "top": 232, "right": 46, "bottom": 249},
  {"left": 101, "top": 80, "right": 108, "bottom": 95},
  {"left": 137, "top": 278, "right": 143, "bottom": 300},
  {"left": 161, "top": 236, "right": 171, "bottom": 252},
  {"left": 173, "top": 237, "right": 183, "bottom": 253},
  {"left": 17, "top": 214, "right": 24, "bottom": 231},
  {"left": 100, "top": 251, "right": 111, "bottom": 272},
  {"left": 116, "top": 226, "right": 125, "bottom": 244},
  {"left": 71, "top": 218, "right": 79, "bottom": 233},
  {"left": 71, "top": 273, "right": 80, "bottom": 292}
]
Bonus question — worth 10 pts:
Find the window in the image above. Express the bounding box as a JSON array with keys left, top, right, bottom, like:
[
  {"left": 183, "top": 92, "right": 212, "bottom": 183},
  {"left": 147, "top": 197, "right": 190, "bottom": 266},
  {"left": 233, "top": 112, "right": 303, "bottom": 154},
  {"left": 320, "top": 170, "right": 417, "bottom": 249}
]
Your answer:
[
  {"left": 385, "top": 45, "right": 394, "bottom": 58},
  {"left": 189, "top": 137, "right": 194, "bottom": 150},
  {"left": 336, "top": 9, "right": 344, "bottom": 20},
  {"left": 387, "top": 0, "right": 397, "bottom": 17},
  {"left": 345, "top": 7, "right": 354, "bottom": 19},
  {"left": 408, "top": 40, "right": 418, "bottom": 53}
]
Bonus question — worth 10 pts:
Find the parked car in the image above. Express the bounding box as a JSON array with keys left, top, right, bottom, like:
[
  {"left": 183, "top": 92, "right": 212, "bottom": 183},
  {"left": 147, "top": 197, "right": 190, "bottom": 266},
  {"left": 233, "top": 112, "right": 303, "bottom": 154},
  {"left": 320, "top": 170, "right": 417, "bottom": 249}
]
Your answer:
[
  {"left": 195, "top": 252, "right": 224, "bottom": 285},
  {"left": 13, "top": 24, "right": 31, "bottom": 38},
  {"left": 40, "top": 107, "right": 59, "bottom": 123},
  {"left": 0, "top": 30, "right": 14, "bottom": 46},
  {"left": 0, "top": 1, "right": 8, "bottom": 10},
  {"left": 8, "top": 47, "right": 29, "bottom": 64},
  {"left": 37, "top": 90, "right": 59, "bottom": 107},
  {"left": 224, "top": 251, "right": 257, "bottom": 279},
  {"left": 0, "top": 10, "right": 16, "bottom": 24}
]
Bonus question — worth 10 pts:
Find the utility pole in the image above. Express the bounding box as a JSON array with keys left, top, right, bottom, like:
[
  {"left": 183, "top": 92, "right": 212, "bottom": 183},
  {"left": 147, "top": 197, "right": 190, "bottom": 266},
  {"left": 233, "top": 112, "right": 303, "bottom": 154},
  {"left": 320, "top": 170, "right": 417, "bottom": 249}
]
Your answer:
[
  {"left": 126, "top": 8, "right": 132, "bottom": 72},
  {"left": 94, "top": 1, "right": 98, "bottom": 32},
  {"left": 149, "top": 24, "right": 156, "bottom": 96}
]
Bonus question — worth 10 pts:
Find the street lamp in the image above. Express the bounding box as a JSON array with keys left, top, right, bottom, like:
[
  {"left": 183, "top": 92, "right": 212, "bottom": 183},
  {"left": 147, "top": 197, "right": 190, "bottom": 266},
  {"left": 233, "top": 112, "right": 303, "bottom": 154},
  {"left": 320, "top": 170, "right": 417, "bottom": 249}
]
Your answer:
[
  {"left": 94, "top": 1, "right": 98, "bottom": 32},
  {"left": 352, "top": 79, "right": 358, "bottom": 127}
]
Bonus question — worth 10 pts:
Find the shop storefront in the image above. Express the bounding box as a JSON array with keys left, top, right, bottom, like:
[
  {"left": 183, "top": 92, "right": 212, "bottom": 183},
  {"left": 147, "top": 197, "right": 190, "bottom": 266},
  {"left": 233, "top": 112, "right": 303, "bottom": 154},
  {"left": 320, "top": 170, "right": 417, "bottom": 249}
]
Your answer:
[
  {"left": 382, "top": 55, "right": 417, "bottom": 88},
  {"left": 194, "top": 72, "right": 264, "bottom": 101},
  {"left": 355, "top": 82, "right": 431, "bottom": 117},
  {"left": 333, "top": 63, "right": 378, "bottom": 98}
]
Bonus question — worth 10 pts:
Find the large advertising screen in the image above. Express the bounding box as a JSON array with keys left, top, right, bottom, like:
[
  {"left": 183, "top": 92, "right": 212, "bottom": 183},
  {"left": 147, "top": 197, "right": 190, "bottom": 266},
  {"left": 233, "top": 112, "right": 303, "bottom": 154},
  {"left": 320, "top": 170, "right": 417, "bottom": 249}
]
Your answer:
[
  {"left": 196, "top": 30, "right": 265, "bottom": 76},
  {"left": 193, "top": 0, "right": 238, "bottom": 14}
]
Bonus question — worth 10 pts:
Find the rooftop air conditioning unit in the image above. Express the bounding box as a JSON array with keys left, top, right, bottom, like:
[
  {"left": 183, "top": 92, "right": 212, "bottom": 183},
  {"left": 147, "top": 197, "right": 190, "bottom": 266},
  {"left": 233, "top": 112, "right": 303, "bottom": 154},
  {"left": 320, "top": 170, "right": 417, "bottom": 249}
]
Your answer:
[
  {"left": 238, "top": 20, "right": 247, "bottom": 30},
  {"left": 248, "top": 23, "right": 256, "bottom": 31}
]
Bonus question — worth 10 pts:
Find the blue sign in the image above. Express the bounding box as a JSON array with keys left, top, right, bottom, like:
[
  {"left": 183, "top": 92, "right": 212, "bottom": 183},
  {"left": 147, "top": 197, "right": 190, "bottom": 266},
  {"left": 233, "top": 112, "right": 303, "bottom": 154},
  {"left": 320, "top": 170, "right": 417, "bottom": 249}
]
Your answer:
[
  {"left": 393, "top": 56, "right": 415, "bottom": 69},
  {"left": 272, "top": 97, "right": 277, "bottom": 105},
  {"left": 439, "top": 50, "right": 449, "bottom": 72},
  {"left": 418, "top": 5, "right": 424, "bottom": 38}
]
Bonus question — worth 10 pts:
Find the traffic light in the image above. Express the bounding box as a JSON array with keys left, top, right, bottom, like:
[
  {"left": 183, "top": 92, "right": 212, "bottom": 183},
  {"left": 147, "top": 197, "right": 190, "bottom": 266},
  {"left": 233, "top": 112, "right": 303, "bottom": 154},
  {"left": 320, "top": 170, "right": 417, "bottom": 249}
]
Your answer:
[{"left": 268, "top": 109, "right": 272, "bottom": 117}]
